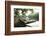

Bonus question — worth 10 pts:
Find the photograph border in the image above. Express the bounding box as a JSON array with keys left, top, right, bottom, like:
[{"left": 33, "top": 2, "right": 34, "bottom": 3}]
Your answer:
[{"left": 5, "top": 1, "right": 45, "bottom": 35}]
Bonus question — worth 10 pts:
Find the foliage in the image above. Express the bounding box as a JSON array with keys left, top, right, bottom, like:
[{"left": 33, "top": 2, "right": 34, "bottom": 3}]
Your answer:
[{"left": 15, "top": 12, "right": 39, "bottom": 20}]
